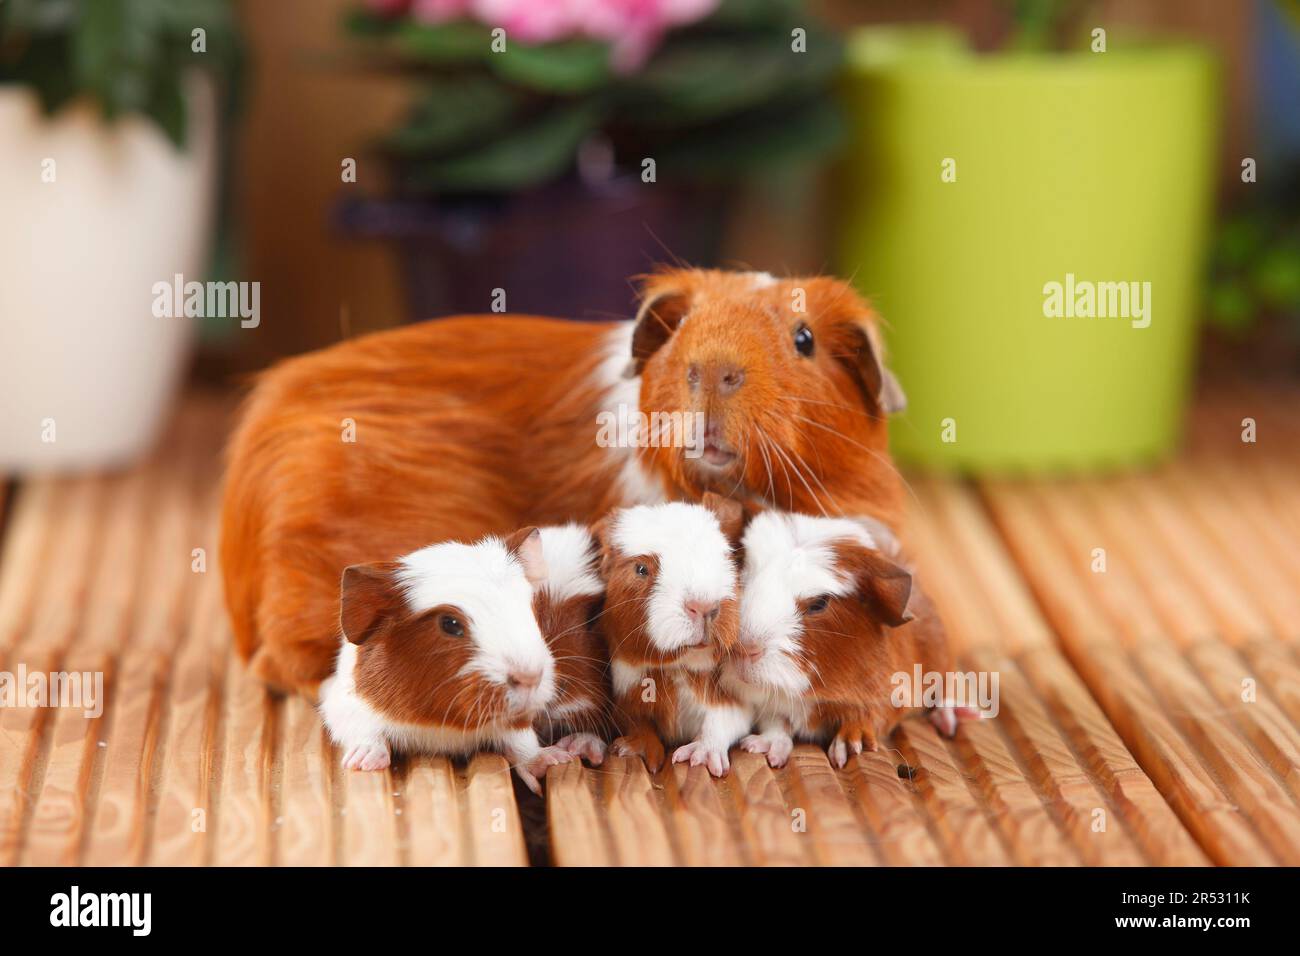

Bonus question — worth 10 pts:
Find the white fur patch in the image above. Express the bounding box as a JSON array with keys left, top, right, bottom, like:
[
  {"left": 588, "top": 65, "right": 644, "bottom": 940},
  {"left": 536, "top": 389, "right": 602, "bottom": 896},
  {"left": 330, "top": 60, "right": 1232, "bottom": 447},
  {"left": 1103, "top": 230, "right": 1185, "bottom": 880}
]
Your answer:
[
  {"left": 537, "top": 524, "right": 602, "bottom": 602},
  {"left": 597, "top": 323, "right": 666, "bottom": 507},
  {"left": 748, "top": 271, "right": 777, "bottom": 289},
  {"left": 610, "top": 502, "right": 737, "bottom": 654}
]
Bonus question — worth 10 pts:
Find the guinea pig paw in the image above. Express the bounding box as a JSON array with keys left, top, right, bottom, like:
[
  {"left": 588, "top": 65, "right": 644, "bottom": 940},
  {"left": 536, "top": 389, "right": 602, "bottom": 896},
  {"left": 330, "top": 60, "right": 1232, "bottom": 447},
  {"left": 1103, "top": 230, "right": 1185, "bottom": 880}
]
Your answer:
[
  {"left": 515, "top": 746, "right": 575, "bottom": 796},
  {"left": 740, "top": 732, "right": 794, "bottom": 769},
  {"left": 612, "top": 734, "right": 666, "bottom": 773},
  {"left": 828, "top": 727, "right": 877, "bottom": 769},
  {"left": 556, "top": 732, "right": 606, "bottom": 766},
  {"left": 672, "top": 741, "right": 730, "bottom": 778},
  {"left": 342, "top": 741, "right": 391, "bottom": 772}
]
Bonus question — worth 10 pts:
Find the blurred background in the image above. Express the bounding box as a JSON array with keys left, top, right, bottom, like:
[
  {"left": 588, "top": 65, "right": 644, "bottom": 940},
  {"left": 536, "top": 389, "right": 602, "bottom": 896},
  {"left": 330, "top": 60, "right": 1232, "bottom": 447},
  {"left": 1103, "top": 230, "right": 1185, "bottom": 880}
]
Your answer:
[{"left": 2, "top": 0, "right": 1298, "bottom": 473}]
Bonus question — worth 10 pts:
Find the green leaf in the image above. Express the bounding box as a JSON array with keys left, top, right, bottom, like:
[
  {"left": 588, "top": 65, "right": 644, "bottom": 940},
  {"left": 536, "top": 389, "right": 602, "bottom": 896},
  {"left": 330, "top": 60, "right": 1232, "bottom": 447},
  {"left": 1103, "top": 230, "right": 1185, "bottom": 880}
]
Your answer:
[
  {"left": 382, "top": 78, "right": 522, "bottom": 157},
  {"left": 399, "top": 102, "right": 601, "bottom": 194},
  {"left": 395, "top": 20, "right": 492, "bottom": 64},
  {"left": 620, "top": 29, "right": 840, "bottom": 126},
  {"left": 146, "top": 72, "right": 188, "bottom": 147},
  {"left": 489, "top": 39, "right": 610, "bottom": 94}
]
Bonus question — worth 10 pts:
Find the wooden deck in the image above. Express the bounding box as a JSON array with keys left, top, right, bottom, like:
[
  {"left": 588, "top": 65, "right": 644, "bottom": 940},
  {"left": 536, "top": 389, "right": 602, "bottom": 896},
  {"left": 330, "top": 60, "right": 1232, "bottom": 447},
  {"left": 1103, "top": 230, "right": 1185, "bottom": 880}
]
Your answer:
[{"left": 1, "top": 385, "right": 1297, "bottom": 866}]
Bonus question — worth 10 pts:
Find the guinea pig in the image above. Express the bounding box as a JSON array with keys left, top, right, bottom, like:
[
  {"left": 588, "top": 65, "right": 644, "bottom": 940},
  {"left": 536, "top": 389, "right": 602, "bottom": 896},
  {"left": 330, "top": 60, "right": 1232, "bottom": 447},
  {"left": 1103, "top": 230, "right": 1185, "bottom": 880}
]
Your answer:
[
  {"left": 591, "top": 494, "right": 749, "bottom": 777},
  {"left": 317, "top": 526, "right": 574, "bottom": 794},
  {"left": 723, "top": 511, "right": 963, "bottom": 770},
  {"left": 531, "top": 523, "right": 611, "bottom": 765},
  {"left": 222, "top": 267, "right": 907, "bottom": 697}
]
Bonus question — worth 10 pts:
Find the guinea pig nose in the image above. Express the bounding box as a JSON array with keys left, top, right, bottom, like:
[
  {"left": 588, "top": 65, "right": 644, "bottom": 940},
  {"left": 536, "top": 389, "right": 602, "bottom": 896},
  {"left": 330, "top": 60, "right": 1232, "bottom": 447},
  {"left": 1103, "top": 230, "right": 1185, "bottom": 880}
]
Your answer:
[
  {"left": 684, "top": 599, "right": 721, "bottom": 622},
  {"left": 507, "top": 669, "right": 542, "bottom": 690},
  {"left": 716, "top": 364, "right": 745, "bottom": 396},
  {"left": 740, "top": 642, "right": 763, "bottom": 662}
]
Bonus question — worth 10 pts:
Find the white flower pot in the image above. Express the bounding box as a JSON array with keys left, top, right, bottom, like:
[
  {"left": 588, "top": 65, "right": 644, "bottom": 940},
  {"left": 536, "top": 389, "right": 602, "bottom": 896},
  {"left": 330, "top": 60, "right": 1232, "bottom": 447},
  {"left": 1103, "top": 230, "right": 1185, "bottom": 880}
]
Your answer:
[{"left": 0, "top": 82, "right": 217, "bottom": 473}]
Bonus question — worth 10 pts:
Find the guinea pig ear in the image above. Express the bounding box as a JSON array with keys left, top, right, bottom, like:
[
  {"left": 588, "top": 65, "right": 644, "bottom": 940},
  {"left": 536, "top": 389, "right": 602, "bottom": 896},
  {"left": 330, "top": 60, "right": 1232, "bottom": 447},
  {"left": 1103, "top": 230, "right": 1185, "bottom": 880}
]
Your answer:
[
  {"left": 847, "top": 548, "right": 915, "bottom": 628},
  {"left": 340, "top": 562, "right": 404, "bottom": 646},
  {"left": 504, "top": 527, "right": 548, "bottom": 587},
  {"left": 588, "top": 515, "right": 617, "bottom": 580},
  {"left": 626, "top": 274, "right": 691, "bottom": 377},
  {"left": 700, "top": 492, "right": 748, "bottom": 549},
  {"left": 842, "top": 319, "right": 907, "bottom": 417}
]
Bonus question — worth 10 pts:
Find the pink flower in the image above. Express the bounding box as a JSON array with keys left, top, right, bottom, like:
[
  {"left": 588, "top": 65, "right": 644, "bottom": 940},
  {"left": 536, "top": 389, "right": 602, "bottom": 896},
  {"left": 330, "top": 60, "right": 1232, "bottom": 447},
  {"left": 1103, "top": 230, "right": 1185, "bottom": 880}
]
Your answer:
[
  {"left": 471, "top": 0, "right": 581, "bottom": 45},
  {"left": 411, "top": 0, "right": 473, "bottom": 23}
]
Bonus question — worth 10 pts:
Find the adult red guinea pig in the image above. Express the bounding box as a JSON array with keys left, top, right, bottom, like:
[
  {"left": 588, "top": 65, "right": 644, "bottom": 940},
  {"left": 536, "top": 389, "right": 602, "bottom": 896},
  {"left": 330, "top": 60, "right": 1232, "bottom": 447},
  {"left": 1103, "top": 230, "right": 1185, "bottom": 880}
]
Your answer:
[{"left": 221, "top": 267, "right": 907, "bottom": 695}]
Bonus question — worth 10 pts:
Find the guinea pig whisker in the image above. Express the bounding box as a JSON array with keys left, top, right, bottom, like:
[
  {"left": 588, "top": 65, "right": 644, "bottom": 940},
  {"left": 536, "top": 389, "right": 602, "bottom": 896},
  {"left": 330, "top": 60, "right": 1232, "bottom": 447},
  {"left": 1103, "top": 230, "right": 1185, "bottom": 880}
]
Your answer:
[
  {"left": 755, "top": 423, "right": 796, "bottom": 510},
  {"left": 752, "top": 427, "right": 778, "bottom": 505},
  {"left": 784, "top": 394, "right": 877, "bottom": 421},
  {"left": 785, "top": 441, "right": 842, "bottom": 515},
  {"left": 788, "top": 413, "right": 924, "bottom": 512},
  {"left": 764, "top": 431, "right": 828, "bottom": 516}
]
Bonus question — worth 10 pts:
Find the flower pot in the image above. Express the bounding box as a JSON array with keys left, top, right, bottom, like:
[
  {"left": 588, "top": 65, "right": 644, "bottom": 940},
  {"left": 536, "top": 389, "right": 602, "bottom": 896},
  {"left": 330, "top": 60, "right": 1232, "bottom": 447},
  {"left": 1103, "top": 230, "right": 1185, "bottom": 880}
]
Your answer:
[
  {"left": 338, "top": 174, "right": 728, "bottom": 322},
  {"left": 0, "top": 84, "right": 217, "bottom": 473},
  {"left": 837, "top": 27, "right": 1218, "bottom": 473}
]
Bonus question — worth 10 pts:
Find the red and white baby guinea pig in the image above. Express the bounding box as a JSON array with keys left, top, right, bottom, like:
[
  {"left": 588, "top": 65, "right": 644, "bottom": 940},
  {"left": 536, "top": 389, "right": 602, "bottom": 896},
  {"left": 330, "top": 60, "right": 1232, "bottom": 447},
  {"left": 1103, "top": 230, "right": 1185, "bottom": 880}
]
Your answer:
[
  {"left": 593, "top": 495, "right": 749, "bottom": 776},
  {"left": 724, "top": 511, "right": 960, "bottom": 769},
  {"left": 318, "top": 527, "right": 575, "bottom": 794}
]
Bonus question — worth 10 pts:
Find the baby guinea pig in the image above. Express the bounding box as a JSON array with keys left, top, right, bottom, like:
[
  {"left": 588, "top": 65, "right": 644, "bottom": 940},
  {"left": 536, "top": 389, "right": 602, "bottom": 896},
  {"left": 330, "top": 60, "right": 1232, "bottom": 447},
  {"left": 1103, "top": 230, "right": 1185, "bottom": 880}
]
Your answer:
[
  {"left": 531, "top": 524, "right": 612, "bottom": 765},
  {"left": 723, "top": 511, "right": 962, "bottom": 769},
  {"left": 592, "top": 494, "right": 749, "bottom": 777},
  {"left": 318, "top": 526, "right": 575, "bottom": 794}
]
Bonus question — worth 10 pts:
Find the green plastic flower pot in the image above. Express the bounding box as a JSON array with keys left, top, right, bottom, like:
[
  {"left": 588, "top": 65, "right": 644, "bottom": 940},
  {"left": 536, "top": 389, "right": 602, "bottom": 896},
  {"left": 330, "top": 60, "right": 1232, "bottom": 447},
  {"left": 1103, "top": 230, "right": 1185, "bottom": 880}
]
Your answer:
[{"left": 836, "top": 27, "right": 1219, "bottom": 473}]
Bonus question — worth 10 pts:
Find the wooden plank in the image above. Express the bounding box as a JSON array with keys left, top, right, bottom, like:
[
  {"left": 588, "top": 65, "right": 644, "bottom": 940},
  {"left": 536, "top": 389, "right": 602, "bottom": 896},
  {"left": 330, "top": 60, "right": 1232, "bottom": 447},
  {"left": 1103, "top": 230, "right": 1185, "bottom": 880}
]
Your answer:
[
  {"left": 727, "top": 751, "right": 809, "bottom": 866},
  {"left": 337, "top": 752, "right": 400, "bottom": 867},
  {"left": 597, "top": 756, "right": 675, "bottom": 866},
  {"left": 212, "top": 654, "right": 277, "bottom": 866},
  {"left": 1013, "top": 648, "right": 1208, "bottom": 866},
  {"left": 0, "top": 481, "right": 62, "bottom": 660},
  {"left": 663, "top": 760, "right": 745, "bottom": 866},
  {"left": 845, "top": 751, "right": 945, "bottom": 866},
  {"left": 893, "top": 723, "right": 1010, "bottom": 866},
  {"left": 462, "top": 755, "right": 527, "bottom": 866},
  {"left": 784, "top": 745, "right": 876, "bottom": 865},
  {"left": 971, "top": 650, "right": 1145, "bottom": 866},
  {"left": 547, "top": 761, "right": 611, "bottom": 867},
  {"left": 402, "top": 755, "right": 465, "bottom": 866},
  {"left": 151, "top": 504, "right": 230, "bottom": 867},
  {"left": 276, "top": 695, "right": 334, "bottom": 867}
]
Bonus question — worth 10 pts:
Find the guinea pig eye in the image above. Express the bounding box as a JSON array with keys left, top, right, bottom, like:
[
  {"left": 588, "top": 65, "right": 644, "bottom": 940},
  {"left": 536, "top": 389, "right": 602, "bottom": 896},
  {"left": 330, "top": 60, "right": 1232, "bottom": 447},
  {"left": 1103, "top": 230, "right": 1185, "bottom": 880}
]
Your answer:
[
  {"left": 803, "top": 595, "right": 830, "bottom": 616},
  {"left": 439, "top": 614, "right": 466, "bottom": 637},
  {"left": 634, "top": 562, "right": 650, "bottom": 578},
  {"left": 793, "top": 323, "right": 814, "bottom": 358}
]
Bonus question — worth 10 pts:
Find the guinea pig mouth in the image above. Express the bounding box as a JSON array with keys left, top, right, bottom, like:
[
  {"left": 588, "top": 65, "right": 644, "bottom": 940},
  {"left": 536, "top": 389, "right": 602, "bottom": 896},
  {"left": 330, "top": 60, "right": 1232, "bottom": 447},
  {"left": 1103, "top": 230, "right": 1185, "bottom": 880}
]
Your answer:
[{"left": 696, "top": 442, "right": 738, "bottom": 468}]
